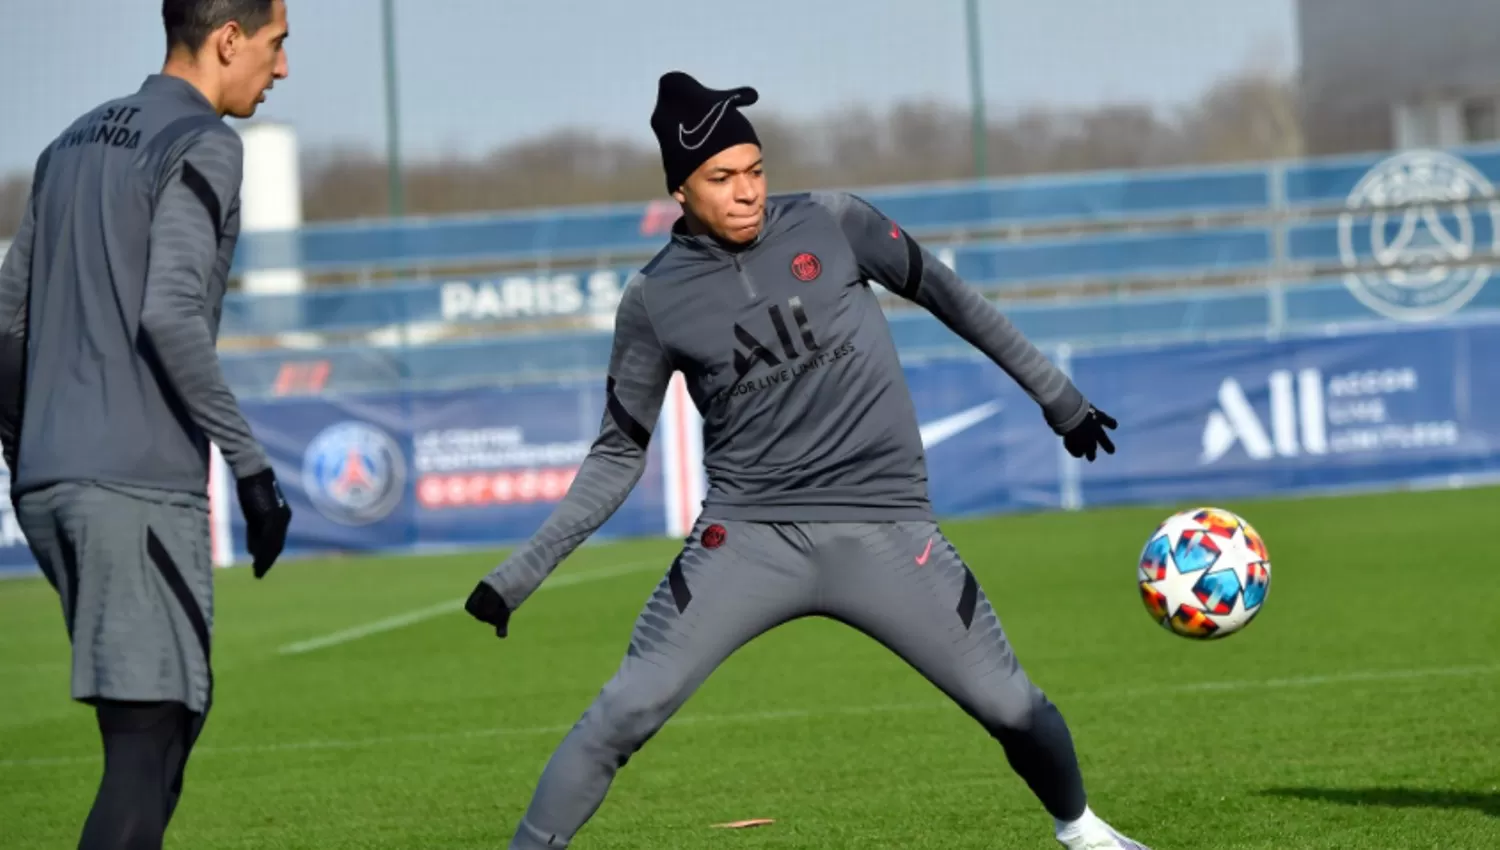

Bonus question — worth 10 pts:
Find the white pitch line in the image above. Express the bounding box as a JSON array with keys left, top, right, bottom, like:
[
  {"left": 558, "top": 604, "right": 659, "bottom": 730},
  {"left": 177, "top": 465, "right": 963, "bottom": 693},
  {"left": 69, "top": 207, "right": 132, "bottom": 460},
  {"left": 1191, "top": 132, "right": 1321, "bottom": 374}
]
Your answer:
[
  {"left": 1149, "top": 665, "right": 1500, "bottom": 693},
  {"left": 4, "top": 662, "right": 1495, "bottom": 770},
  {"left": 276, "top": 559, "right": 661, "bottom": 656}
]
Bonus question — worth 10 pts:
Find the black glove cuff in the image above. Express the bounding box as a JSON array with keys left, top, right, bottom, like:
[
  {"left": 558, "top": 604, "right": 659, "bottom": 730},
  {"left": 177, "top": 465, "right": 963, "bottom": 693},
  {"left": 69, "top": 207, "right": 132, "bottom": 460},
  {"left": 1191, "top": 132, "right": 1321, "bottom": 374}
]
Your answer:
[
  {"left": 465, "top": 582, "right": 509, "bottom": 625},
  {"left": 237, "top": 467, "right": 284, "bottom": 515}
]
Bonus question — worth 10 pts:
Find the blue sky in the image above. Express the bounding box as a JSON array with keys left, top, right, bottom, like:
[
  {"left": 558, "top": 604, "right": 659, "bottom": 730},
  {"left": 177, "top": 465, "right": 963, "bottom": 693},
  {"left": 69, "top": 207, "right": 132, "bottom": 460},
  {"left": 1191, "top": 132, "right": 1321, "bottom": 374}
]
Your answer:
[{"left": 0, "top": 0, "right": 1297, "bottom": 175}]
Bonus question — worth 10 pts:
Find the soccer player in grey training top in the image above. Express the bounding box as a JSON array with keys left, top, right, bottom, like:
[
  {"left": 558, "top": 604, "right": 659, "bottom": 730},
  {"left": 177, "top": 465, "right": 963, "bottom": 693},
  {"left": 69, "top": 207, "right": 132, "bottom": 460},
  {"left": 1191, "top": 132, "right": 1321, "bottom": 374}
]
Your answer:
[
  {"left": 0, "top": 2, "right": 293, "bottom": 847},
  {"left": 465, "top": 72, "right": 1149, "bottom": 850}
]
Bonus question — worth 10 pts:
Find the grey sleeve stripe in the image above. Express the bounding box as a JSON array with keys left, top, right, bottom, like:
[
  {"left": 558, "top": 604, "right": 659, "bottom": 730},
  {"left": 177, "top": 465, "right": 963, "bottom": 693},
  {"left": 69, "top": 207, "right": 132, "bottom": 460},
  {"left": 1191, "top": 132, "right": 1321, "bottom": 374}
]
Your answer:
[
  {"left": 139, "top": 127, "right": 267, "bottom": 479},
  {"left": 483, "top": 421, "right": 650, "bottom": 609},
  {"left": 814, "top": 188, "right": 1089, "bottom": 433},
  {"left": 914, "top": 248, "right": 1088, "bottom": 433},
  {"left": 481, "top": 273, "right": 674, "bottom": 609}
]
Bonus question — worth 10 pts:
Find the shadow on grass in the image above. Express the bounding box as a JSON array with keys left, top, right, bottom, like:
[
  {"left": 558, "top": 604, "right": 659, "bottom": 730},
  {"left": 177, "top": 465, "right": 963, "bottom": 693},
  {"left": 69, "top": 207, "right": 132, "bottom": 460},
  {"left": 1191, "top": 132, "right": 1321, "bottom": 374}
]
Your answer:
[{"left": 1260, "top": 787, "right": 1500, "bottom": 818}]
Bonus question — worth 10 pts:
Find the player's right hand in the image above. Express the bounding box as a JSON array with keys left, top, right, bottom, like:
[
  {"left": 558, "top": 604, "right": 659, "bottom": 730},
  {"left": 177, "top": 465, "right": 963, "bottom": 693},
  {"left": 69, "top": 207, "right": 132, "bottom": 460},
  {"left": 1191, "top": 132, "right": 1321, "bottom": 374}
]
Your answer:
[
  {"left": 465, "top": 580, "right": 512, "bottom": 639},
  {"left": 237, "top": 467, "right": 293, "bottom": 578}
]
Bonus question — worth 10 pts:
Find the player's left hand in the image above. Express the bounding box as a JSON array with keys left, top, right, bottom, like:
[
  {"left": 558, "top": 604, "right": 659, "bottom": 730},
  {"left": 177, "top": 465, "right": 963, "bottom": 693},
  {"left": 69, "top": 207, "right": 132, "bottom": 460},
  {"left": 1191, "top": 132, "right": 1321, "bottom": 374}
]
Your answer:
[
  {"left": 465, "top": 580, "right": 512, "bottom": 639},
  {"left": 1062, "top": 405, "right": 1117, "bottom": 462},
  {"left": 238, "top": 467, "right": 293, "bottom": 578}
]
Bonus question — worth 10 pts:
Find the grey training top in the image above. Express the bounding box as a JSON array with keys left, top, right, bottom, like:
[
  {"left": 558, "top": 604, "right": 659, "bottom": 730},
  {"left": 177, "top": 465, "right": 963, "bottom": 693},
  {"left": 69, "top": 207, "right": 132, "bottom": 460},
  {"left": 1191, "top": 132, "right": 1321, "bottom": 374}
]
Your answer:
[
  {"left": 483, "top": 189, "right": 1090, "bottom": 609},
  {"left": 0, "top": 74, "right": 268, "bottom": 498}
]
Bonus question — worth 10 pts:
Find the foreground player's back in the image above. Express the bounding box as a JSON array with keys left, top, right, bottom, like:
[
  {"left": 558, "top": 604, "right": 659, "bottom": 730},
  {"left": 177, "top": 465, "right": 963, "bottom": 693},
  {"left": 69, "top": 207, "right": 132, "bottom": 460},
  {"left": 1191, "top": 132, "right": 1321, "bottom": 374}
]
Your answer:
[{"left": 16, "top": 75, "right": 245, "bottom": 496}]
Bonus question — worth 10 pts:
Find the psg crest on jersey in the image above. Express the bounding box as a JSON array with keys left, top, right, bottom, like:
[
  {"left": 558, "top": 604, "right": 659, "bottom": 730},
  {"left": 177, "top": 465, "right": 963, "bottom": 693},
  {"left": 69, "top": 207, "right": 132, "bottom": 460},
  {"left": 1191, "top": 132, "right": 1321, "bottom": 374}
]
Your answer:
[
  {"left": 301, "top": 421, "right": 408, "bottom": 526},
  {"left": 791, "top": 252, "right": 821, "bottom": 282}
]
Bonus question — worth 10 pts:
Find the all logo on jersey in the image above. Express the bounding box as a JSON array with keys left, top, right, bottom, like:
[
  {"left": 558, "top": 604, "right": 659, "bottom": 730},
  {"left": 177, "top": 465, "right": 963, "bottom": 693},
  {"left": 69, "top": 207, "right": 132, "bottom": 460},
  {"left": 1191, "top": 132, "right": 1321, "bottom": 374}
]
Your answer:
[
  {"left": 732, "top": 297, "right": 820, "bottom": 379},
  {"left": 791, "top": 252, "right": 821, "bottom": 282},
  {"left": 713, "top": 297, "right": 858, "bottom": 406}
]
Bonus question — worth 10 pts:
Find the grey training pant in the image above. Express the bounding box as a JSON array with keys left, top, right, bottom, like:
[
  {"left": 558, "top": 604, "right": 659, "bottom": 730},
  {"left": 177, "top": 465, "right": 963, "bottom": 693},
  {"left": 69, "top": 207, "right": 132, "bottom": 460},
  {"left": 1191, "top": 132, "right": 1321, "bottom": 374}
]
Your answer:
[{"left": 509, "top": 518, "right": 1087, "bottom": 848}]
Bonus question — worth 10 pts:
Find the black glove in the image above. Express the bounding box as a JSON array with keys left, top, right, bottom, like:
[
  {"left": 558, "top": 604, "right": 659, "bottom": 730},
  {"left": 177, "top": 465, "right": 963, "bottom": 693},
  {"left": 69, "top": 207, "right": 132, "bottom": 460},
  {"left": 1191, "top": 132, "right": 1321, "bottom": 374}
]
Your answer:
[
  {"left": 237, "top": 467, "right": 292, "bottom": 578},
  {"left": 465, "top": 581, "right": 511, "bottom": 639},
  {"left": 1062, "top": 406, "right": 1118, "bottom": 462}
]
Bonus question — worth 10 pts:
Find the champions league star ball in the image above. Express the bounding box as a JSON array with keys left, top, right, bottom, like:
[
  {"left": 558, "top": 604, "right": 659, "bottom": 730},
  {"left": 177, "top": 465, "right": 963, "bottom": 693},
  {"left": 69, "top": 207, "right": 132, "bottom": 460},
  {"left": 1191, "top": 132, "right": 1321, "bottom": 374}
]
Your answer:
[{"left": 1137, "top": 507, "right": 1271, "bottom": 640}]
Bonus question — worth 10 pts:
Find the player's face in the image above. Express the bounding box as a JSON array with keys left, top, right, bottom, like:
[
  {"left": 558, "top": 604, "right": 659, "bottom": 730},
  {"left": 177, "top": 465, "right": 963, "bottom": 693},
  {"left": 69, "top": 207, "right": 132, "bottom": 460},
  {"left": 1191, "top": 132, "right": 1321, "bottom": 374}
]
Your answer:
[
  {"left": 221, "top": 0, "right": 290, "bottom": 119},
  {"left": 675, "top": 144, "right": 766, "bottom": 246}
]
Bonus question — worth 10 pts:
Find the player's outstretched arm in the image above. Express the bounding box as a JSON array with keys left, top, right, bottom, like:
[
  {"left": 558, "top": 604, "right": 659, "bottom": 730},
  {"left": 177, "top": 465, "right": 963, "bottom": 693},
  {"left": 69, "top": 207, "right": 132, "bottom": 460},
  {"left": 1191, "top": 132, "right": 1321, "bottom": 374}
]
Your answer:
[
  {"left": 140, "top": 126, "right": 291, "bottom": 574},
  {"left": 465, "top": 274, "right": 673, "bottom": 638},
  {"left": 0, "top": 188, "right": 36, "bottom": 479},
  {"left": 814, "top": 190, "right": 1116, "bottom": 459}
]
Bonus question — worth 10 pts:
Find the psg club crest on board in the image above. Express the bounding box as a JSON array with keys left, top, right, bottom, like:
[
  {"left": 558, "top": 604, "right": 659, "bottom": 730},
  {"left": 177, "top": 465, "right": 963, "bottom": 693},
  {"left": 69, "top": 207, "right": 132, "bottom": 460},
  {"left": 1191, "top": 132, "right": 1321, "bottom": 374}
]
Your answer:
[
  {"left": 791, "top": 252, "right": 821, "bottom": 282},
  {"left": 302, "top": 420, "right": 407, "bottom": 526}
]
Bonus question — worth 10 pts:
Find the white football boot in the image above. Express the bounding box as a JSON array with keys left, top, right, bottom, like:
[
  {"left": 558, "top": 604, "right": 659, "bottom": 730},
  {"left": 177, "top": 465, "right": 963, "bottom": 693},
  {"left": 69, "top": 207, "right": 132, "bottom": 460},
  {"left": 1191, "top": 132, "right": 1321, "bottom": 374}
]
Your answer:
[{"left": 1054, "top": 806, "right": 1153, "bottom": 850}]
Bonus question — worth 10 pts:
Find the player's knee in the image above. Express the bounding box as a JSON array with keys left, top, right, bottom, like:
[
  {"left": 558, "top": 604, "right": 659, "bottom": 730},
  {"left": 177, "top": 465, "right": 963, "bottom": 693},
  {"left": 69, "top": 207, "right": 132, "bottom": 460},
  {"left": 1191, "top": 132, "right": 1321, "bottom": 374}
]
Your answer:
[
  {"left": 970, "top": 677, "right": 1048, "bottom": 734},
  {"left": 591, "top": 678, "right": 682, "bottom": 751}
]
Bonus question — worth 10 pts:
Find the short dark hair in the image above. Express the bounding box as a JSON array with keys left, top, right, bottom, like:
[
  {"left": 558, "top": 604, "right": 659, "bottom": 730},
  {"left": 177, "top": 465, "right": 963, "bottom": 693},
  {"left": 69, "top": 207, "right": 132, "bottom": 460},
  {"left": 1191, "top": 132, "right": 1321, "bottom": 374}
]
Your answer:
[{"left": 163, "top": 0, "right": 274, "bottom": 52}]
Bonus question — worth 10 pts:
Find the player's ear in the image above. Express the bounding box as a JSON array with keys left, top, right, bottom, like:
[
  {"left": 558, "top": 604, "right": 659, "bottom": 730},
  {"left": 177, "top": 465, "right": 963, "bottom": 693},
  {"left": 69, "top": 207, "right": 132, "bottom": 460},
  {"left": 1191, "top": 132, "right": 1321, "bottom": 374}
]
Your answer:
[
  {"left": 671, "top": 186, "right": 688, "bottom": 206},
  {"left": 214, "top": 21, "right": 243, "bottom": 65}
]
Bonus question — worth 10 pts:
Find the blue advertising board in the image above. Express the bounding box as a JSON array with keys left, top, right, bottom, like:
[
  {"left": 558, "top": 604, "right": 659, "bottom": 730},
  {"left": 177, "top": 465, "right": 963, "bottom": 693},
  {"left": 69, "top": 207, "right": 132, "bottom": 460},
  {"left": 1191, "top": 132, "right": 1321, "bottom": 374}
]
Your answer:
[
  {"left": 227, "top": 380, "right": 667, "bottom": 561},
  {"left": 230, "top": 317, "right": 1500, "bottom": 563},
  {"left": 1068, "top": 322, "right": 1500, "bottom": 508},
  {"left": 5, "top": 319, "right": 1500, "bottom": 577},
  {"left": 902, "top": 357, "right": 1064, "bottom": 515},
  {"left": 0, "top": 470, "right": 31, "bottom": 575}
]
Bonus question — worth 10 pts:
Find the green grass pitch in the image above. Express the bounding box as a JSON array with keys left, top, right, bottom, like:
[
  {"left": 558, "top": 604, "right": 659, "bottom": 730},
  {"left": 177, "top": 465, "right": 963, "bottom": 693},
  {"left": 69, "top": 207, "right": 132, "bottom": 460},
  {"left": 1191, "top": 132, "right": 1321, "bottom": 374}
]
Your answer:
[{"left": 2, "top": 487, "right": 1498, "bottom": 848}]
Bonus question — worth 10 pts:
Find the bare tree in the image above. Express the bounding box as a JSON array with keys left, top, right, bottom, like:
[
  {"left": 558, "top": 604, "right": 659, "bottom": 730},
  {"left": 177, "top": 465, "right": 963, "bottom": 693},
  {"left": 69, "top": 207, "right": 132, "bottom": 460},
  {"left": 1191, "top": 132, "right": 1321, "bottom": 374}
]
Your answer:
[
  {"left": 0, "top": 174, "right": 28, "bottom": 238},
  {"left": 300, "top": 146, "right": 390, "bottom": 222},
  {"left": 0, "top": 63, "right": 1316, "bottom": 238},
  {"left": 1179, "top": 69, "right": 1304, "bottom": 163}
]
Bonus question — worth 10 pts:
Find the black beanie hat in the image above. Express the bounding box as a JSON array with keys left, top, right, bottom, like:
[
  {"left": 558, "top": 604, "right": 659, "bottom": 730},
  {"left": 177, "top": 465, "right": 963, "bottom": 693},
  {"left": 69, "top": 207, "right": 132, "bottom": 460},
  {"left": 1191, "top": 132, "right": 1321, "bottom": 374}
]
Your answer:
[{"left": 650, "top": 71, "right": 761, "bottom": 193}]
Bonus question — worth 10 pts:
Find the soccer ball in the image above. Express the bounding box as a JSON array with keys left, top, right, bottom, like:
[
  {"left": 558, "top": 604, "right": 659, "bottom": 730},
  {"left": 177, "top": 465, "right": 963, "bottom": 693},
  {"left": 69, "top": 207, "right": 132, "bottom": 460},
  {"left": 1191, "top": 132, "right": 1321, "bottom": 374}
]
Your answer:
[{"left": 1137, "top": 507, "right": 1271, "bottom": 640}]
